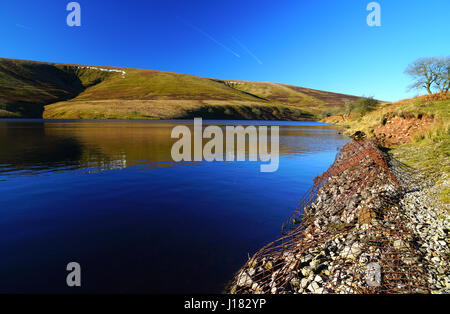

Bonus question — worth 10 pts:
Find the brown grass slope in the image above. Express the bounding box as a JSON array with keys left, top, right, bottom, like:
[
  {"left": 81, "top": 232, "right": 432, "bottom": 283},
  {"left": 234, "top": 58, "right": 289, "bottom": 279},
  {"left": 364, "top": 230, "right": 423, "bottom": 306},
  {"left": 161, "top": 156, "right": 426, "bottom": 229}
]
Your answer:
[{"left": 0, "top": 58, "right": 360, "bottom": 120}]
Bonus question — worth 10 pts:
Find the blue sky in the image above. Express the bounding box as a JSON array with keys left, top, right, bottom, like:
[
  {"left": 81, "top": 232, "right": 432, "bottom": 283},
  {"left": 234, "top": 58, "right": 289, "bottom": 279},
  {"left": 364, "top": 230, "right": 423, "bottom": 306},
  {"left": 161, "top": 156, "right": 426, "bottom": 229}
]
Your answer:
[{"left": 0, "top": 0, "right": 449, "bottom": 101}]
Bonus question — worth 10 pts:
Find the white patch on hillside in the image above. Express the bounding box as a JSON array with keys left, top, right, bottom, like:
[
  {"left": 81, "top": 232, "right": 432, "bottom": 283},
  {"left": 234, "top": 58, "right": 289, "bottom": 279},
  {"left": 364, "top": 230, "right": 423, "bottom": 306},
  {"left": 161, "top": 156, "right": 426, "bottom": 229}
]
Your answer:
[{"left": 77, "top": 66, "right": 126, "bottom": 79}]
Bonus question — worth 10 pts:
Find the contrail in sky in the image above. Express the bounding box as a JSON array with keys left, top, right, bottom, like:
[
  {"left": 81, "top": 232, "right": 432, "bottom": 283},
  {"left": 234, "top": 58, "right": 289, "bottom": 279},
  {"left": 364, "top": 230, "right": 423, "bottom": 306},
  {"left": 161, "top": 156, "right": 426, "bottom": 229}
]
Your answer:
[
  {"left": 15, "top": 24, "right": 32, "bottom": 30},
  {"left": 232, "top": 36, "right": 263, "bottom": 65},
  {"left": 177, "top": 17, "right": 240, "bottom": 58}
]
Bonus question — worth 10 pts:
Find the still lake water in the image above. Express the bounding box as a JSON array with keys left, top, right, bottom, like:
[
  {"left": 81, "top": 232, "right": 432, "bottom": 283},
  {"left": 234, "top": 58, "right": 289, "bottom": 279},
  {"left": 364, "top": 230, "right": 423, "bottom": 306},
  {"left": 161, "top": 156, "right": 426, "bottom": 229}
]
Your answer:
[{"left": 0, "top": 119, "right": 348, "bottom": 293}]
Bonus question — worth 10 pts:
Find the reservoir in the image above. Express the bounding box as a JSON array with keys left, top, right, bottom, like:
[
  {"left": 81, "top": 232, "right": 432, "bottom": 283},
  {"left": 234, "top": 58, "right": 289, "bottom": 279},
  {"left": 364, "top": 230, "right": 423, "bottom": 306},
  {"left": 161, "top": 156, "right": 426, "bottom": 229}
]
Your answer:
[{"left": 0, "top": 119, "right": 348, "bottom": 293}]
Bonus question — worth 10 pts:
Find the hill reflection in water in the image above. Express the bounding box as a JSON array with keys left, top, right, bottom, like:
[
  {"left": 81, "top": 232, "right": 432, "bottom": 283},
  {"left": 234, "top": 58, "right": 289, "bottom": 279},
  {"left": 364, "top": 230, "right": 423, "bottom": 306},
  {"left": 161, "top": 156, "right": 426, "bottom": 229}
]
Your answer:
[{"left": 0, "top": 120, "right": 346, "bottom": 176}]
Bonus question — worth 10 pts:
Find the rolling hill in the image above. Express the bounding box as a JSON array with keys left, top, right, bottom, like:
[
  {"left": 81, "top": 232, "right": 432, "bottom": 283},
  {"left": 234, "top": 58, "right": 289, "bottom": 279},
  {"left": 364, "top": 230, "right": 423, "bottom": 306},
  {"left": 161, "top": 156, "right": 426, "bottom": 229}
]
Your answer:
[{"left": 0, "top": 58, "right": 361, "bottom": 120}]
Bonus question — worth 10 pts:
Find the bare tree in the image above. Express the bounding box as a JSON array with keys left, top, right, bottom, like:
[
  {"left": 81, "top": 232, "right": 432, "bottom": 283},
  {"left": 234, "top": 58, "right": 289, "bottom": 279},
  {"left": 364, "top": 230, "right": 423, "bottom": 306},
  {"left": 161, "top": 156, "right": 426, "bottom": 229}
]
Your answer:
[
  {"left": 435, "top": 57, "right": 450, "bottom": 93},
  {"left": 405, "top": 57, "right": 450, "bottom": 94}
]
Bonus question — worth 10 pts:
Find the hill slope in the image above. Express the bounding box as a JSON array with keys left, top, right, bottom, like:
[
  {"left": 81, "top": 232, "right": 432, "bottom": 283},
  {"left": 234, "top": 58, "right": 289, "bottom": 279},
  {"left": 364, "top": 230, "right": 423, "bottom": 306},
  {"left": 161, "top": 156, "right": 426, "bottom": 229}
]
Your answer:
[
  {"left": 323, "top": 93, "right": 449, "bottom": 204},
  {"left": 0, "top": 58, "right": 361, "bottom": 119}
]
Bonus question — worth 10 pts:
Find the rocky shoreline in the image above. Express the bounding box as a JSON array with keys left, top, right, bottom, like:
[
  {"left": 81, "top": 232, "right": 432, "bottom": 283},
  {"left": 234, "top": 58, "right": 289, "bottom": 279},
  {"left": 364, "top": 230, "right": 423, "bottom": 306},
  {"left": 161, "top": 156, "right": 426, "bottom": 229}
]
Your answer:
[
  {"left": 229, "top": 140, "right": 449, "bottom": 294},
  {"left": 400, "top": 171, "right": 449, "bottom": 293}
]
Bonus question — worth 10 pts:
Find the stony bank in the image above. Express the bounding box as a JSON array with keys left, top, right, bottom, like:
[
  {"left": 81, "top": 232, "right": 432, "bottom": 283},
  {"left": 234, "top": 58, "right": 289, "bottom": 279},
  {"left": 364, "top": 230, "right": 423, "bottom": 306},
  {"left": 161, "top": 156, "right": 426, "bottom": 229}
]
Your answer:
[{"left": 227, "top": 140, "right": 449, "bottom": 294}]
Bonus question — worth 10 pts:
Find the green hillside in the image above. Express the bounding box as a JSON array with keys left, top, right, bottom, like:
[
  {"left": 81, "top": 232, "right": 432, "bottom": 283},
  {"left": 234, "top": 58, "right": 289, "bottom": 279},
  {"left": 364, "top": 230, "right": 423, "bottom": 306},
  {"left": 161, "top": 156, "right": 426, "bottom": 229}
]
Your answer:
[{"left": 0, "top": 58, "right": 361, "bottom": 120}]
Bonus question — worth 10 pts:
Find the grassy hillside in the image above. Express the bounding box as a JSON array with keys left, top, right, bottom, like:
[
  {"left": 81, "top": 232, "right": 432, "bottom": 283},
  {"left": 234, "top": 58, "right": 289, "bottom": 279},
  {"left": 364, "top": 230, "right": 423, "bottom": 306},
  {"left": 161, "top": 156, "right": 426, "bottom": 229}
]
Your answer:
[
  {"left": 0, "top": 59, "right": 113, "bottom": 117},
  {"left": 323, "top": 93, "right": 450, "bottom": 204},
  {"left": 224, "top": 80, "right": 361, "bottom": 114},
  {"left": 0, "top": 58, "right": 360, "bottom": 120}
]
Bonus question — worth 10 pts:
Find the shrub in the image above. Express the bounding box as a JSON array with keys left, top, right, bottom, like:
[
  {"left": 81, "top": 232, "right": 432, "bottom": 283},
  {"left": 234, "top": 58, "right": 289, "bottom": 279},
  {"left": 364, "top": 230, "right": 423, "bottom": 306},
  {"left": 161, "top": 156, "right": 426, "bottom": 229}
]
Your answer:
[
  {"left": 353, "top": 97, "right": 379, "bottom": 116},
  {"left": 251, "top": 107, "right": 262, "bottom": 116},
  {"left": 224, "top": 108, "right": 233, "bottom": 115}
]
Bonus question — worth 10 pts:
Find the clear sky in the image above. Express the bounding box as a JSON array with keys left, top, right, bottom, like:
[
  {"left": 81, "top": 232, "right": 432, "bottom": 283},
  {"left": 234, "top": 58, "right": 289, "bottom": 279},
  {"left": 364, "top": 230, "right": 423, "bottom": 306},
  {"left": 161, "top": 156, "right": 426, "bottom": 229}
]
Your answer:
[{"left": 1, "top": 0, "right": 449, "bottom": 101}]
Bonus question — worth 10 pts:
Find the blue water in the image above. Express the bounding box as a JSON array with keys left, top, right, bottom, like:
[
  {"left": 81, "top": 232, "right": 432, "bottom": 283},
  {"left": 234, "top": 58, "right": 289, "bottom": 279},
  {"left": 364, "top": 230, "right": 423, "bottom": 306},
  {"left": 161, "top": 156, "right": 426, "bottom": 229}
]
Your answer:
[{"left": 0, "top": 119, "right": 348, "bottom": 293}]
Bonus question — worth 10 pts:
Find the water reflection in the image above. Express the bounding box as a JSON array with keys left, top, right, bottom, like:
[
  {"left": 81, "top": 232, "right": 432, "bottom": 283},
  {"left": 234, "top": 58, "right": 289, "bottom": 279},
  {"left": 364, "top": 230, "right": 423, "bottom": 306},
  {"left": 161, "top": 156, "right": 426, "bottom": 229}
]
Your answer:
[
  {"left": 0, "top": 119, "right": 345, "bottom": 176},
  {"left": 0, "top": 119, "right": 348, "bottom": 293}
]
